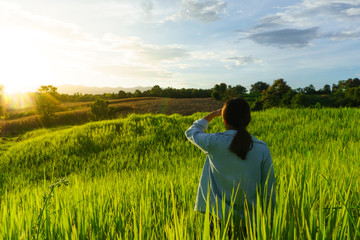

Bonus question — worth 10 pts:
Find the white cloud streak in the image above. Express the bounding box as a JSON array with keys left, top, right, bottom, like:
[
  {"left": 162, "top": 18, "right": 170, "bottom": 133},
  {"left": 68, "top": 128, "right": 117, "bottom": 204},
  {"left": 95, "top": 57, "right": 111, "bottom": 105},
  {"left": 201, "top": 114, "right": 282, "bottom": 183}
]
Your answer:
[
  {"left": 241, "top": 0, "right": 360, "bottom": 48},
  {"left": 105, "top": 35, "right": 189, "bottom": 63},
  {"left": 345, "top": 7, "right": 360, "bottom": 15},
  {"left": 166, "top": 0, "right": 227, "bottom": 23},
  {"left": 190, "top": 50, "right": 263, "bottom": 69},
  {"left": 221, "top": 56, "right": 263, "bottom": 66}
]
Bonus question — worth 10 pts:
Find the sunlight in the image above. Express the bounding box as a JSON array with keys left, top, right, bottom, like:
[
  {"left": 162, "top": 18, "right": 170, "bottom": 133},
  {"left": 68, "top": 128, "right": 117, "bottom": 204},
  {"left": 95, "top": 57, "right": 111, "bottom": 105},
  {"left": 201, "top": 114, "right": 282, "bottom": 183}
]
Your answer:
[
  {"left": 4, "top": 93, "right": 34, "bottom": 110},
  {"left": 0, "top": 28, "right": 53, "bottom": 94}
]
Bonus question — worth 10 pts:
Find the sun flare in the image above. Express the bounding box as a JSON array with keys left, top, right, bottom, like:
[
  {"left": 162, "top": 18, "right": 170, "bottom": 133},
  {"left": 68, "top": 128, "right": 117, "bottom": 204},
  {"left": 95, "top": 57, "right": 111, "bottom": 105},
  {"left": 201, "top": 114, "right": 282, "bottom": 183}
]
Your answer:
[{"left": 0, "top": 28, "right": 53, "bottom": 94}]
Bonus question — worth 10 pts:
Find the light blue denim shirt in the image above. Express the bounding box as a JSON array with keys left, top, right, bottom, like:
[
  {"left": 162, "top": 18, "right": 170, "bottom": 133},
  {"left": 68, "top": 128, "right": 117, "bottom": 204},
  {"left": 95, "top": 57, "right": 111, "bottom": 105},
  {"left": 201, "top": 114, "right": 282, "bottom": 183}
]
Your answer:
[{"left": 185, "top": 118, "right": 276, "bottom": 221}]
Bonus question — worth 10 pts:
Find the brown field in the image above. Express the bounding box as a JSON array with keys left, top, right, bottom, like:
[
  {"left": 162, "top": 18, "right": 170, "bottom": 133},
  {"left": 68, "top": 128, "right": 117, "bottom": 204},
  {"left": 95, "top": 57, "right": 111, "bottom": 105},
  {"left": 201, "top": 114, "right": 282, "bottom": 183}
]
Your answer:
[{"left": 0, "top": 97, "right": 223, "bottom": 136}]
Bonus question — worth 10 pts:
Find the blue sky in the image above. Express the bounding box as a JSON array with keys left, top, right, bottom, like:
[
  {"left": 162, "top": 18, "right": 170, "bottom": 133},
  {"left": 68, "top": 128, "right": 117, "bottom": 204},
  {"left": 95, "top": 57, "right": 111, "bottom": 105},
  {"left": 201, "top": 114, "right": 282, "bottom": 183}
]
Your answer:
[{"left": 0, "top": 0, "right": 360, "bottom": 93}]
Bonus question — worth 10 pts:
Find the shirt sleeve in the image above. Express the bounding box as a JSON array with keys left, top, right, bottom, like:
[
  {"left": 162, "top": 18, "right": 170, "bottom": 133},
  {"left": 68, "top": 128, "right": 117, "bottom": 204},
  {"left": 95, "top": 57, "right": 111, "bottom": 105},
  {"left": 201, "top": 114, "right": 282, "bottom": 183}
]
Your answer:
[
  {"left": 261, "top": 147, "right": 276, "bottom": 212},
  {"left": 185, "top": 118, "right": 213, "bottom": 154}
]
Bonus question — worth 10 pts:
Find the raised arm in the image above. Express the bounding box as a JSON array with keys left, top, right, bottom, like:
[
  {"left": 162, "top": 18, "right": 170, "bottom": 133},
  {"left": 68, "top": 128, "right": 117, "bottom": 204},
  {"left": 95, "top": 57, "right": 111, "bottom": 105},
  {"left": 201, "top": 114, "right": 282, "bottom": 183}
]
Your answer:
[
  {"left": 203, "top": 109, "right": 222, "bottom": 122},
  {"left": 185, "top": 109, "right": 222, "bottom": 153}
]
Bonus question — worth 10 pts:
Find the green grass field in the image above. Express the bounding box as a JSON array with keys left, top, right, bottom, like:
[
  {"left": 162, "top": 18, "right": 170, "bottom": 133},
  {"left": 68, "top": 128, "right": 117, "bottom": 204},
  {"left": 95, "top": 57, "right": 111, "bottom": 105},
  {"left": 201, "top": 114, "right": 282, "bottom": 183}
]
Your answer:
[{"left": 0, "top": 108, "right": 359, "bottom": 239}]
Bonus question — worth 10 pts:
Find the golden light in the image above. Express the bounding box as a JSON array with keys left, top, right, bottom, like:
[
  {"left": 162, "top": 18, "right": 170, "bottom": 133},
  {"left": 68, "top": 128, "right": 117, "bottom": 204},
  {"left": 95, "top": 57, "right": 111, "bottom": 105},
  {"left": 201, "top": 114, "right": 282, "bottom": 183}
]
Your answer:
[{"left": 0, "top": 28, "right": 53, "bottom": 94}]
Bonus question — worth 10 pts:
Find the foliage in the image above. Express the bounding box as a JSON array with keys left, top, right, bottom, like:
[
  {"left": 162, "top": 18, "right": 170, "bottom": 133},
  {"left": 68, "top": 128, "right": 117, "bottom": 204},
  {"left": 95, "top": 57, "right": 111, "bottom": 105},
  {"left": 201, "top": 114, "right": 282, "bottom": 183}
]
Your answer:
[
  {"left": 250, "top": 81, "right": 269, "bottom": 94},
  {"left": 35, "top": 85, "right": 60, "bottom": 121},
  {"left": 318, "top": 84, "right": 331, "bottom": 95},
  {"left": 261, "top": 79, "right": 291, "bottom": 108},
  {"left": 291, "top": 93, "right": 308, "bottom": 108},
  {"left": 280, "top": 89, "right": 296, "bottom": 106},
  {"left": 90, "top": 98, "right": 116, "bottom": 121},
  {"left": 211, "top": 83, "right": 248, "bottom": 101},
  {"left": 211, "top": 91, "right": 221, "bottom": 100},
  {"left": 303, "top": 84, "right": 317, "bottom": 95},
  {"left": 250, "top": 99, "right": 264, "bottom": 111},
  {"left": 226, "top": 85, "right": 247, "bottom": 99},
  {"left": 1, "top": 109, "right": 360, "bottom": 239}
]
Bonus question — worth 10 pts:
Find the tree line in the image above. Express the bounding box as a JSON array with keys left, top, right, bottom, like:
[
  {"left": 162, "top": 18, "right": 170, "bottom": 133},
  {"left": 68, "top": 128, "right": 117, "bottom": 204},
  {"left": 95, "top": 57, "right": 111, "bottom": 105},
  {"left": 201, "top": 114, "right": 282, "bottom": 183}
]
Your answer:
[
  {"left": 0, "top": 77, "right": 359, "bottom": 123},
  {"left": 57, "top": 86, "right": 212, "bottom": 102},
  {"left": 57, "top": 77, "right": 360, "bottom": 110},
  {"left": 248, "top": 78, "right": 360, "bottom": 110}
]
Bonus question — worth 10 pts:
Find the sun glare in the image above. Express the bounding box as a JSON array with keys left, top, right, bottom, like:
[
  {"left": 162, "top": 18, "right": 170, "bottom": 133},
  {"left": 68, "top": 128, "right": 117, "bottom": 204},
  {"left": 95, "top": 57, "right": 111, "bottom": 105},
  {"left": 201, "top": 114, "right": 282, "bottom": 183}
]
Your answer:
[{"left": 0, "top": 28, "right": 53, "bottom": 94}]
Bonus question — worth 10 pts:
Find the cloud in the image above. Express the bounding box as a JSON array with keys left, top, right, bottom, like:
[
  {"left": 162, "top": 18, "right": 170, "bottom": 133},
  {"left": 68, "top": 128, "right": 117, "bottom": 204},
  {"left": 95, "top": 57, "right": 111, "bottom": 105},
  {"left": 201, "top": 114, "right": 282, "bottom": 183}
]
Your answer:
[
  {"left": 345, "top": 7, "right": 360, "bottom": 15},
  {"left": 222, "top": 56, "right": 263, "bottom": 67},
  {"left": 95, "top": 65, "right": 174, "bottom": 80},
  {"left": 0, "top": 2, "right": 92, "bottom": 45},
  {"left": 166, "top": 0, "right": 227, "bottom": 23},
  {"left": 241, "top": 0, "right": 360, "bottom": 48},
  {"left": 104, "top": 35, "right": 188, "bottom": 63},
  {"left": 248, "top": 28, "right": 320, "bottom": 48},
  {"left": 141, "top": 0, "right": 154, "bottom": 18},
  {"left": 88, "top": 1, "right": 150, "bottom": 24},
  {"left": 190, "top": 50, "right": 263, "bottom": 69},
  {"left": 137, "top": 45, "right": 188, "bottom": 62},
  {"left": 325, "top": 28, "right": 360, "bottom": 40}
]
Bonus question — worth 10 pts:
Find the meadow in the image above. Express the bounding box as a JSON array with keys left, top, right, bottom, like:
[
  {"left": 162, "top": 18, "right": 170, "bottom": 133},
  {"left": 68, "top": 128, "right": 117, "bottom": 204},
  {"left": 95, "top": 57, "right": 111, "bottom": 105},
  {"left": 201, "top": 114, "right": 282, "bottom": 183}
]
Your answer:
[{"left": 0, "top": 108, "right": 359, "bottom": 239}]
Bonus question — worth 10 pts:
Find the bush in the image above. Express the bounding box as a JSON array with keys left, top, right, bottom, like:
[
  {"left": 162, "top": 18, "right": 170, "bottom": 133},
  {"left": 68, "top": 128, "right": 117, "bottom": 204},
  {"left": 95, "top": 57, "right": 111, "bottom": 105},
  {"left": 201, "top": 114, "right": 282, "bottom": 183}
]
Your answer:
[
  {"left": 90, "top": 98, "right": 116, "bottom": 121},
  {"left": 251, "top": 99, "right": 264, "bottom": 111},
  {"left": 35, "top": 85, "right": 60, "bottom": 121}
]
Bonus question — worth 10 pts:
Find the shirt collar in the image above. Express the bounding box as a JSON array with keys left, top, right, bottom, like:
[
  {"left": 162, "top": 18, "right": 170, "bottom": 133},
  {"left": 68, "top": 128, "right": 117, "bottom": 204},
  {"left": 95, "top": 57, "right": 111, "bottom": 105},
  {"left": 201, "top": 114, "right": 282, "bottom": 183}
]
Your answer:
[
  {"left": 222, "top": 130, "right": 238, "bottom": 136},
  {"left": 222, "top": 131, "right": 258, "bottom": 141}
]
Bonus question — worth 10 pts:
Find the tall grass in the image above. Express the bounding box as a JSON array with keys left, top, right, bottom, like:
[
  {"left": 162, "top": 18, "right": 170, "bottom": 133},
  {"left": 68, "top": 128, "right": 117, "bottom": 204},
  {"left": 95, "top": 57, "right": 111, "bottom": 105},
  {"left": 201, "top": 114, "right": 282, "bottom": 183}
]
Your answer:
[{"left": 0, "top": 108, "right": 359, "bottom": 239}]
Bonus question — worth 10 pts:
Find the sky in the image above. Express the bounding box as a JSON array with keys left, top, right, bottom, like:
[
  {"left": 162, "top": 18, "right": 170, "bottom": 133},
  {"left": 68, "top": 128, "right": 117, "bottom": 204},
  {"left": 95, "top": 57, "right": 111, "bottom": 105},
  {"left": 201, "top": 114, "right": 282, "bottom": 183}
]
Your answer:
[{"left": 0, "top": 0, "right": 360, "bottom": 93}]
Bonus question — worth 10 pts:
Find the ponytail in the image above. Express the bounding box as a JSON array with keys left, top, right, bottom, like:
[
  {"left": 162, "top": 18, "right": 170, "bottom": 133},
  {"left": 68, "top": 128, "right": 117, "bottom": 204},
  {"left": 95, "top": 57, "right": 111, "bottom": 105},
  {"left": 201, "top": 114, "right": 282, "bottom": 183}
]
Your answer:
[
  {"left": 222, "top": 98, "right": 252, "bottom": 160},
  {"left": 229, "top": 126, "right": 252, "bottom": 160}
]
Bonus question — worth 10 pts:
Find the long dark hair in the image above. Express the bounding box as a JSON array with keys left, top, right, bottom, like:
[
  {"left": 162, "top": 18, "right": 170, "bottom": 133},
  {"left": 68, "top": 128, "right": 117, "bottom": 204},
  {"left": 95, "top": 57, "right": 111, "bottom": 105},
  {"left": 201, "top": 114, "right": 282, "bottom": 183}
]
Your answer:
[{"left": 222, "top": 98, "right": 252, "bottom": 160}]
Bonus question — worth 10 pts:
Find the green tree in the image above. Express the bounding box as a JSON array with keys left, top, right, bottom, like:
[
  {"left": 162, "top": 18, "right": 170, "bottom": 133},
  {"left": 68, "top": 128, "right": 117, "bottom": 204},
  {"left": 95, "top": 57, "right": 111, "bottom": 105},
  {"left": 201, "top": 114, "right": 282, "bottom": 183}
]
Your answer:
[
  {"left": 134, "top": 90, "right": 142, "bottom": 98},
  {"left": 118, "top": 90, "right": 127, "bottom": 99},
  {"left": 261, "top": 79, "right": 291, "bottom": 108},
  {"left": 251, "top": 99, "right": 264, "bottom": 111},
  {"left": 332, "top": 83, "right": 340, "bottom": 93},
  {"left": 343, "top": 78, "right": 360, "bottom": 89},
  {"left": 35, "top": 85, "right": 60, "bottom": 121},
  {"left": 304, "top": 84, "right": 316, "bottom": 95},
  {"left": 250, "top": 81, "right": 269, "bottom": 94},
  {"left": 90, "top": 98, "right": 116, "bottom": 121},
  {"left": 211, "top": 91, "right": 221, "bottom": 100},
  {"left": 281, "top": 89, "right": 296, "bottom": 106},
  {"left": 344, "top": 86, "right": 360, "bottom": 106},
  {"left": 150, "top": 85, "right": 163, "bottom": 97},
  {"left": 321, "top": 84, "right": 331, "bottom": 94},
  {"left": 291, "top": 93, "right": 308, "bottom": 108},
  {"left": 232, "top": 84, "right": 247, "bottom": 95},
  {"left": 211, "top": 83, "right": 227, "bottom": 100},
  {"left": 224, "top": 84, "right": 247, "bottom": 99}
]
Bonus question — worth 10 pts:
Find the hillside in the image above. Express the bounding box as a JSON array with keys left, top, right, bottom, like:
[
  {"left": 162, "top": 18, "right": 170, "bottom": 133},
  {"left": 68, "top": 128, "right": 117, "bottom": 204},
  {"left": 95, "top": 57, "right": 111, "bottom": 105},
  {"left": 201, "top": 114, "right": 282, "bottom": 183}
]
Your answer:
[{"left": 0, "top": 97, "right": 223, "bottom": 136}]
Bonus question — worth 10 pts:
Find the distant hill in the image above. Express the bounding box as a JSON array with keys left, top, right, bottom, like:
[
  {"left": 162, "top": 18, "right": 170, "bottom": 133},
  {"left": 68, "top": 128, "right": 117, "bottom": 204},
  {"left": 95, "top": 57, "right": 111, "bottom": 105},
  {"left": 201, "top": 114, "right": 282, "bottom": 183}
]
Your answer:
[{"left": 56, "top": 85, "right": 152, "bottom": 95}]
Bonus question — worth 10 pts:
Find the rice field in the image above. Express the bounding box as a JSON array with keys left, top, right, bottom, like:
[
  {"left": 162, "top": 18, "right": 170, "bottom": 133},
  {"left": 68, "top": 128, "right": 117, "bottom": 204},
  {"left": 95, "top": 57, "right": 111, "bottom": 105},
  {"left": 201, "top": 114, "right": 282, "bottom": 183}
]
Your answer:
[{"left": 0, "top": 108, "right": 359, "bottom": 239}]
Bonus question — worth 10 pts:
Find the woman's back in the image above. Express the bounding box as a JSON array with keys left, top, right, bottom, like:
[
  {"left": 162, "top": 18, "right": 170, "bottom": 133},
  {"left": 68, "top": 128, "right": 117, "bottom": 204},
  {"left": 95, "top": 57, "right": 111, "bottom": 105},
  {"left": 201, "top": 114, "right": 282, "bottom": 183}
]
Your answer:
[{"left": 185, "top": 118, "right": 275, "bottom": 220}]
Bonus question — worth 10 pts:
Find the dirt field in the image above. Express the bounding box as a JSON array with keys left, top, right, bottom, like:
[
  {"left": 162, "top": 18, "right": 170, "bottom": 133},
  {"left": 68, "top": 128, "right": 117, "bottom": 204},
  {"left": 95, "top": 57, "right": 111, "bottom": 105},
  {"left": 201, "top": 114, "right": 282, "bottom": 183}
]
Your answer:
[{"left": 108, "top": 97, "right": 223, "bottom": 115}]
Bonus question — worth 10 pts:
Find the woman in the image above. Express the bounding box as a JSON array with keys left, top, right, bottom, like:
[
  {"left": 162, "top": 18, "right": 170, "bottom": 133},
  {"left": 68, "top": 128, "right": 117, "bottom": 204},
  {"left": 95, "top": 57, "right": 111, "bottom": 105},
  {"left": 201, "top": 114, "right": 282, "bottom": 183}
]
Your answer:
[{"left": 185, "top": 98, "right": 276, "bottom": 230}]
